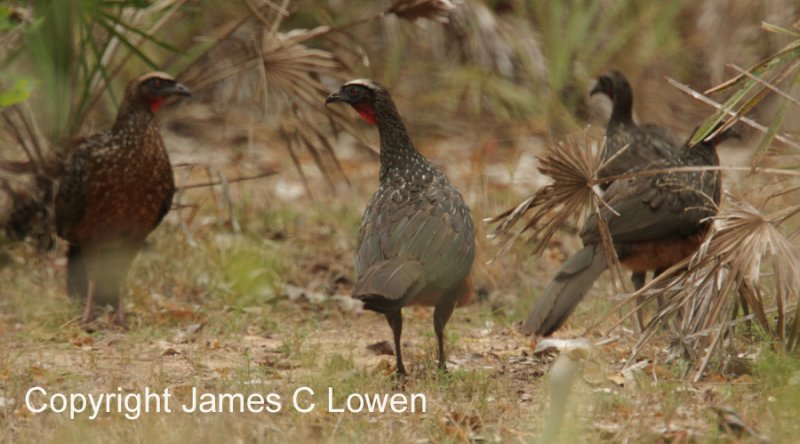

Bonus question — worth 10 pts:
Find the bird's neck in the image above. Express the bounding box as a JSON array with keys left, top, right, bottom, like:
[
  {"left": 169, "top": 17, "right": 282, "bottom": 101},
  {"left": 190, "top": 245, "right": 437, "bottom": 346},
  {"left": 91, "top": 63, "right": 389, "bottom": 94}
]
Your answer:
[
  {"left": 112, "top": 99, "right": 156, "bottom": 139},
  {"left": 608, "top": 92, "right": 634, "bottom": 129},
  {"left": 374, "top": 100, "right": 427, "bottom": 180},
  {"left": 687, "top": 140, "right": 720, "bottom": 166}
]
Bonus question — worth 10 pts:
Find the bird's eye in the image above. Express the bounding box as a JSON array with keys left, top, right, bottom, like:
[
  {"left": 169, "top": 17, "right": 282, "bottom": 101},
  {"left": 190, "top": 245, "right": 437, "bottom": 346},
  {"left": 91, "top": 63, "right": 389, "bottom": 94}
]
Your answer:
[
  {"left": 348, "top": 88, "right": 358, "bottom": 96},
  {"left": 153, "top": 79, "right": 162, "bottom": 89}
]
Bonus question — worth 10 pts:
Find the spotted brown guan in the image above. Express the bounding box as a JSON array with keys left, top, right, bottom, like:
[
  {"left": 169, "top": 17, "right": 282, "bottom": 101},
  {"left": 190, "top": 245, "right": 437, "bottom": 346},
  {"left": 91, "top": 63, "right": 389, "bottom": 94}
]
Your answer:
[
  {"left": 521, "top": 126, "right": 736, "bottom": 337},
  {"left": 55, "top": 72, "right": 190, "bottom": 326},
  {"left": 326, "top": 79, "right": 475, "bottom": 375}
]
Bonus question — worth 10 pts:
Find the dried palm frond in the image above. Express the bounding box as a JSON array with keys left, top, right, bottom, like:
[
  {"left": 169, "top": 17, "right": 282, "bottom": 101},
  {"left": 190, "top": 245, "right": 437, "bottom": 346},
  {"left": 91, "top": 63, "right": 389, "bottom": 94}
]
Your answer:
[
  {"left": 485, "top": 129, "right": 601, "bottom": 252},
  {"left": 173, "top": 0, "right": 466, "bottom": 195},
  {"left": 612, "top": 197, "right": 800, "bottom": 380},
  {"left": 388, "top": 0, "right": 456, "bottom": 24},
  {"left": 420, "top": 0, "right": 545, "bottom": 127},
  {"left": 173, "top": 10, "right": 372, "bottom": 195},
  {"left": 486, "top": 128, "right": 625, "bottom": 286},
  {"left": 331, "top": 0, "right": 457, "bottom": 30}
]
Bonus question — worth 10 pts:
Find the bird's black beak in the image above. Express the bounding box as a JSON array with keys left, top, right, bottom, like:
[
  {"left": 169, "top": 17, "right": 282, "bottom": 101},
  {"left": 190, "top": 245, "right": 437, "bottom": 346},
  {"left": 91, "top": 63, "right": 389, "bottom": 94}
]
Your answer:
[
  {"left": 325, "top": 92, "right": 344, "bottom": 105},
  {"left": 167, "top": 82, "right": 192, "bottom": 97}
]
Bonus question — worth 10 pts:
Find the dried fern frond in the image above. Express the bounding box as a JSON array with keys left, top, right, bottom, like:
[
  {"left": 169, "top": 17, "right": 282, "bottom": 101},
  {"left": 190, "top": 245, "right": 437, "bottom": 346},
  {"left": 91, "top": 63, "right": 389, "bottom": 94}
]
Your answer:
[
  {"left": 388, "top": 0, "right": 456, "bottom": 24},
  {"left": 614, "top": 196, "right": 800, "bottom": 379}
]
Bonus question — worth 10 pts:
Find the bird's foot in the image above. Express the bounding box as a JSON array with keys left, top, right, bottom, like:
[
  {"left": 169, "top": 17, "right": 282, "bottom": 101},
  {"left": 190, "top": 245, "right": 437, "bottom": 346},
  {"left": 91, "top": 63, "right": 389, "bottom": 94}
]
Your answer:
[
  {"left": 81, "top": 280, "right": 96, "bottom": 331},
  {"left": 112, "top": 306, "right": 128, "bottom": 330},
  {"left": 80, "top": 316, "right": 98, "bottom": 333},
  {"left": 390, "top": 370, "right": 409, "bottom": 390},
  {"left": 394, "top": 364, "right": 408, "bottom": 377},
  {"left": 80, "top": 304, "right": 97, "bottom": 332}
]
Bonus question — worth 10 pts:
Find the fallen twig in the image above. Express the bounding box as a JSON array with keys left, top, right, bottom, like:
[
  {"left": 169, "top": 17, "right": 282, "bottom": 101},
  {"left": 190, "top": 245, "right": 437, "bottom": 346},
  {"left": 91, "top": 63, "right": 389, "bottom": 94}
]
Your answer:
[{"left": 178, "top": 170, "right": 278, "bottom": 190}]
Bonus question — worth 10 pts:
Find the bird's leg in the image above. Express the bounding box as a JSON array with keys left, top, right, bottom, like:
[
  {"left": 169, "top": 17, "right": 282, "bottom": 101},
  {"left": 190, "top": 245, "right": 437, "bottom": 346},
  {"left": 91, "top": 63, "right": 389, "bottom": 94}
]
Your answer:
[
  {"left": 114, "top": 307, "right": 126, "bottom": 326},
  {"left": 631, "top": 272, "right": 646, "bottom": 291},
  {"left": 113, "top": 276, "right": 128, "bottom": 328},
  {"left": 653, "top": 268, "right": 666, "bottom": 310},
  {"left": 385, "top": 311, "right": 406, "bottom": 376},
  {"left": 632, "top": 271, "right": 647, "bottom": 332},
  {"left": 82, "top": 280, "right": 96, "bottom": 326},
  {"left": 434, "top": 297, "right": 456, "bottom": 372},
  {"left": 653, "top": 268, "right": 673, "bottom": 330},
  {"left": 105, "top": 247, "right": 135, "bottom": 328}
]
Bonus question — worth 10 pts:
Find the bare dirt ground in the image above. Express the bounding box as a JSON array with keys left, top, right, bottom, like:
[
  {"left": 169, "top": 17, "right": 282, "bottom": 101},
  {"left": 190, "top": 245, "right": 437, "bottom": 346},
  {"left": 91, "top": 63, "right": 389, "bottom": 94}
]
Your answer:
[{"left": 1, "top": 119, "right": 797, "bottom": 443}]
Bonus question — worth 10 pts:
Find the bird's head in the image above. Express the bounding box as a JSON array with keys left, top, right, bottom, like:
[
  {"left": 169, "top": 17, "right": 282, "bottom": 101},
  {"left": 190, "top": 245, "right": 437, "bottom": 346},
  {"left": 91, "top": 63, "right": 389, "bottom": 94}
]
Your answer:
[
  {"left": 695, "top": 122, "right": 742, "bottom": 147},
  {"left": 325, "top": 79, "right": 384, "bottom": 125},
  {"left": 129, "top": 72, "right": 191, "bottom": 114},
  {"left": 590, "top": 70, "right": 630, "bottom": 101}
]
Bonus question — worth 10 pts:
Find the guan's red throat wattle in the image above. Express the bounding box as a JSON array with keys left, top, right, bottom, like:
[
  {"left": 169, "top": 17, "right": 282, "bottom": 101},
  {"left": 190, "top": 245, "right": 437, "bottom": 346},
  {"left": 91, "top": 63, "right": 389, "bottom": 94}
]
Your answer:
[
  {"left": 148, "top": 96, "right": 165, "bottom": 113},
  {"left": 354, "top": 103, "right": 377, "bottom": 125}
]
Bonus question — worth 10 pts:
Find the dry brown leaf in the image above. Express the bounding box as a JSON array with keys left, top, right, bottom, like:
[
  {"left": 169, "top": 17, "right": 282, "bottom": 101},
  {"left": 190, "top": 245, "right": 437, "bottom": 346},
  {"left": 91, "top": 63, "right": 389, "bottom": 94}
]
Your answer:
[
  {"left": 366, "top": 340, "right": 395, "bottom": 356},
  {"left": 161, "top": 347, "right": 180, "bottom": 356},
  {"left": 608, "top": 373, "right": 626, "bottom": 386}
]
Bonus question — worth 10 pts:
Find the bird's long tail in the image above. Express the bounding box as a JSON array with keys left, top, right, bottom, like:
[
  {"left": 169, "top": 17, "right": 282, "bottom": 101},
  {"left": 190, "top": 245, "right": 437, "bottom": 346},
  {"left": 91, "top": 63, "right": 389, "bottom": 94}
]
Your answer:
[
  {"left": 521, "top": 245, "right": 608, "bottom": 336},
  {"left": 353, "top": 258, "right": 423, "bottom": 313}
]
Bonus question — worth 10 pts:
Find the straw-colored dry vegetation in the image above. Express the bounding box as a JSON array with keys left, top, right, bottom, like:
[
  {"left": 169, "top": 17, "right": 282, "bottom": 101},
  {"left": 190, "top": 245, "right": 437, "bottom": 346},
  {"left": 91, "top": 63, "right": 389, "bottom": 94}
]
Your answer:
[{"left": 1, "top": 0, "right": 799, "bottom": 442}]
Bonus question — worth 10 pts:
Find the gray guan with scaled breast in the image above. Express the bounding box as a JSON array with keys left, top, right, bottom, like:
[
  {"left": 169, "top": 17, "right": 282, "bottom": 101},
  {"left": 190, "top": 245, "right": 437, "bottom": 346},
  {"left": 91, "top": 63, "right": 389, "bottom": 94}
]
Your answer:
[
  {"left": 326, "top": 79, "right": 475, "bottom": 376},
  {"left": 55, "top": 72, "right": 190, "bottom": 326},
  {"left": 521, "top": 126, "right": 735, "bottom": 337},
  {"left": 591, "top": 70, "right": 686, "bottom": 306}
]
